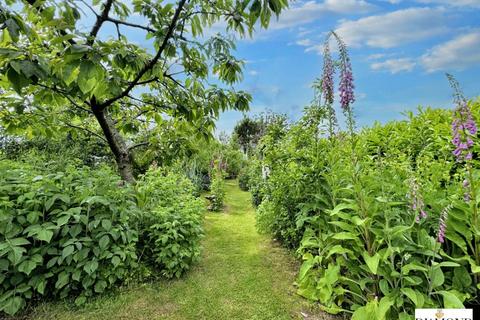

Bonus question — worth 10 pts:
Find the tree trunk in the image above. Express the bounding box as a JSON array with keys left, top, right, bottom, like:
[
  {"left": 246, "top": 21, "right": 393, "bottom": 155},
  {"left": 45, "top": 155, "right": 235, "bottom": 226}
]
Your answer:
[{"left": 92, "top": 108, "right": 135, "bottom": 183}]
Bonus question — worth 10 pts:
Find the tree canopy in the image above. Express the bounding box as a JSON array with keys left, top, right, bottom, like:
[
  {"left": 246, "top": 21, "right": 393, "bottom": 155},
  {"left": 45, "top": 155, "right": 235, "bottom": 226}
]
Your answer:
[{"left": 0, "top": 0, "right": 288, "bottom": 181}]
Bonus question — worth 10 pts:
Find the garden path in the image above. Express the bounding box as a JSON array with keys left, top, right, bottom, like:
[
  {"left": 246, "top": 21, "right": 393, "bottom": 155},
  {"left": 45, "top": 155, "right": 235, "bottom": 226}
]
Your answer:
[{"left": 30, "top": 180, "right": 333, "bottom": 320}]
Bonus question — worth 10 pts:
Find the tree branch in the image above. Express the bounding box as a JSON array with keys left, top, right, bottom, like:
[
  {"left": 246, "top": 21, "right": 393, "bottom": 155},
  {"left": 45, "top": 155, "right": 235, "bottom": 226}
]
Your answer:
[
  {"left": 79, "top": 0, "right": 99, "bottom": 17},
  {"left": 128, "top": 142, "right": 150, "bottom": 151},
  {"left": 105, "top": 17, "right": 157, "bottom": 33},
  {"left": 95, "top": 0, "right": 188, "bottom": 111},
  {"left": 62, "top": 122, "right": 107, "bottom": 143},
  {"left": 37, "top": 84, "right": 92, "bottom": 114},
  {"left": 88, "top": 0, "right": 114, "bottom": 45}
]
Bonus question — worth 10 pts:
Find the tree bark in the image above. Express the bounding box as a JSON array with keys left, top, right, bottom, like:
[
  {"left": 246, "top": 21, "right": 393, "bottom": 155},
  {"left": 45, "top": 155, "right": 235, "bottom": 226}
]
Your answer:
[{"left": 92, "top": 108, "right": 135, "bottom": 183}]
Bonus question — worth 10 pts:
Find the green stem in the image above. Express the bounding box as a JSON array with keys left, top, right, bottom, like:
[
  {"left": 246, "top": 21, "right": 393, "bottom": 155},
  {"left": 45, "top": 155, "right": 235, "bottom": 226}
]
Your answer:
[{"left": 467, "top": 166, "right": 479, "bottom": 284}]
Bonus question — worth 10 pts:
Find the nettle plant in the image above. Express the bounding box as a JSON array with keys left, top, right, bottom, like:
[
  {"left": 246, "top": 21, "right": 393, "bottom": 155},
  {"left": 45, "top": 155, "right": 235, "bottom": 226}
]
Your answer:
[
  {"left": 0, "top": 0, "right": 288, "bottom": 182},
  {"left": 290, "top": 33, "right": 480, "bottom": 319}
]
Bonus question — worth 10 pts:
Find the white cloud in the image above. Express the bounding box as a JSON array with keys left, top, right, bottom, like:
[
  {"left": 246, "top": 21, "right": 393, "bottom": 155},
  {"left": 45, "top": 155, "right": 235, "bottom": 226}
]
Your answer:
[
  {"left": 421, "top": 30, "right": 480, "bottom": 72},
  {"left": 335, "top": 7, "right": 449, "bottom": 48},
  {"left": 322, "top": 0, "right": 375, "bottom": 13},
  {"left": 392, "top": 0, "right": 480, "bottom": 7},
  {"left": 296, "top": 38, "right": 314, "bottom": 46},
  {"left": 248, "top": 70, "right": 259, "bottom": 76},
  {"left": 419, "top": 0, "right": 480, "bottom": 6},
  {"left": 268, "top": 0, "right": 374, "bottom": 30},
  {"left": 367, "top": 53, "right": 387, "bottom": 60},
  {"left": 371, "top": 58, "right": 416, "bottom": 73}
]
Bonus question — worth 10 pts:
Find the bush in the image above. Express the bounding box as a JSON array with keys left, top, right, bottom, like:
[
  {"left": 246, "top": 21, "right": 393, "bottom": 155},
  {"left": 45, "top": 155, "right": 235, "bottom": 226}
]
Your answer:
[
  {"left": 250, "top": 101, "right": 480, "bottom": 318},
  {"left": 255, "top": 198, "right": 276, "bottom": 234},
  {"left": 135, "top": 169, "right": 204, "bottom": 278},
  {"left": 208, "top": 167, "right": 226, "bottom": 211},
  {"left": 238, "top": 167, "right": 250, "bottom": 191},
  {"left": 0, "top": 161, "right": 138, "bottom": 316},
  {"left": 223, "top": 148, "right": 245, "bottom": 179},
  {"left": 244, "top": 160, "right": 266, "bottom": 207}
]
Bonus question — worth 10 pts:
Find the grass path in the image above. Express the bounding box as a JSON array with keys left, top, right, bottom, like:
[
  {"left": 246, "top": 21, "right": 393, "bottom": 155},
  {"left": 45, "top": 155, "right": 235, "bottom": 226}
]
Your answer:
[{"left": 30, "top": 180, "right": 332, "bottom": 320}]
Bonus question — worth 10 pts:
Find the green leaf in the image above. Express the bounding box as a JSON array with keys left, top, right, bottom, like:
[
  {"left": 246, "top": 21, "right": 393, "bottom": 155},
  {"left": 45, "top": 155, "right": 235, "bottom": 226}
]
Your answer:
[
  {"left": 77, "top": 61, "right": 104, "bottom": 95},
  {"left": 18, "top": 259, "right": 37, "bottom": 275},
  {"left": 36, "top": 279, "right": 46, "bottom": 295},
  {"left": 437, "top": 290, "right": 464, "bottom": 308},
  {"left": 7, "top": 67, "right": 30, "bottom": 93},
  {"left": 84, "top": 260, "right": 98, "bottom": 275},
  {"left": 94, "top": 280, "right": 107, "bottom": 293},
  {"left": 362, "top": 252, "right": 380, "bottom": 275},
  {"left": 36, "top": 229, "right": 54, "bottom": 243},
  {"left": 431, "top": 265, "right": 444, "bottom": 288},
  {"left": 332, "top": 232, "right": 357, "bottom": 240},
  {"left": 101, "top": 219, "right": 112, "bottom": 231},
  {"left": 99, "top": 235, "right": 110, "bottom": 249},
  {"left": 2, "top": 296, "right": 23, "bottom": 315},
  {"left": 352, "top": 299, "right": 378, "bottom": 320},
  {"left": 376, "top": 296, "right": 394, "bottom": 320},
  {"left": 326, "top": 245, "right": 352, "bottom": 258},
  {"left": 401, "top": 288, "right": 418, "bottom": 306},
  {"left": 9, "top": 238, "right": 30, "bottom": 246},
  {"left": 111, "top": 256, "right": 121, "bottom": 268},
  {"left": 8, "top": 246, "right": 25, "bottom": 265},
  {"left": 62, "top": 245, "right": 75, "bottom": 259},
  {"left": 56, "top": 215, "right": 70, "bottom": 227},
  {"left": 70, "top": 44, "right": 90, "bottom": 53},
  {"left": 55, "top": 271, "right": 69, "bottom": 289},
  {"left": 401, "top": 262, "right": 428, "bottom": 275},
  {"left": 75, "top": 296, "right": 87, "bottom": 306}
]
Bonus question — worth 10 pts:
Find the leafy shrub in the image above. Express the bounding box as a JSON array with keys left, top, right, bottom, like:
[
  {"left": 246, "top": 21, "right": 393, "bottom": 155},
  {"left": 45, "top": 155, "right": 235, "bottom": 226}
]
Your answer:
[
  {"left": 0, "top": 161, "right": 138, "bottom": 316},
  {"left": 0, "top": 136, "right": 112, "bottom": 169},
  {"left": 255, "top": 198, "right": 276, "bottom": 234},
  {"left": 245, "top": 160, "right": 267, "bottom": 207},
  {"left": 223, "top": 148, "right": 245, "bottom": 179},
  {"left": 209, "top": 167, "right": 226, "bottom": 211},
  {"left": 238, "top": 167, "right": 250, "bottom": 191},
  {"left": 135, "top": 169, "right": 204, "bottom": 278},
  {"left": 249, "top": 100, "right": 480, "bottom": 318}
]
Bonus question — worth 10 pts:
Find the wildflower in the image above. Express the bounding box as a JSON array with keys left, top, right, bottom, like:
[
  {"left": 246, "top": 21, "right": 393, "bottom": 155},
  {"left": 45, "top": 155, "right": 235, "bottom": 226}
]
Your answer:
[
  {"left": 448, "top": 74, "right": 477, "bottom": 162},
  {"left": 451, "top": 104, "right": 477, "bottom": 162},
  {"left": 333, "top": 33, "right": 355, "bottom": 111},
  {"left": 339, "top": 65, "right": 355, "bottom": 111},
  {"left": 408, "top": 178, "right": 427, "bottom": 222},
  {"left": 437, "top": 205, "right": 452, "bottom": 244},
  {"left": 321, "top": 40, "right": 335, "bottom": 106}
]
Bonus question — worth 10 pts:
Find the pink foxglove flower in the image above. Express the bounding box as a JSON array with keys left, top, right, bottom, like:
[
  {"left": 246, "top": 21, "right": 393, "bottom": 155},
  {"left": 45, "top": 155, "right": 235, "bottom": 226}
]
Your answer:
[{"left": 437, "top": 205, "right": 452, "bottom": 244}]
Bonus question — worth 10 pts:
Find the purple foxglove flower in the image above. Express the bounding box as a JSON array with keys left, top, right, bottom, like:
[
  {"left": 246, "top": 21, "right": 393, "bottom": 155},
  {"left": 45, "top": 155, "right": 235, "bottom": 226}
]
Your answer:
[
  {"left": 322, "top": 41, "right": 335, "bottom": 106},
  {"left": 437, "top": 205, "right": 452, "bottom": 244},
  {"left": 408, "top": 178, "right": 427, "bottom": 223},
  {"left": 420, "top": 210, "right": 427, "bottom": 218},
  {"left": 448, "top": 74, "right": 477, "bottom": 163},
  {"left": 339, "top": 66, "right": 355, "bottom": 111}
]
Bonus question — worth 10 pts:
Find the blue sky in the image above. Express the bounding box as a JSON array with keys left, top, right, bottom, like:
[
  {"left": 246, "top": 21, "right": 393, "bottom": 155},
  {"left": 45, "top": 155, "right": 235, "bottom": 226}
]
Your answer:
[
  {"left": 78, "top": 0, "right": 480, "bottom": 133},
  {"left": 214, "top": 0, "right": 480, "bottom": 132}
]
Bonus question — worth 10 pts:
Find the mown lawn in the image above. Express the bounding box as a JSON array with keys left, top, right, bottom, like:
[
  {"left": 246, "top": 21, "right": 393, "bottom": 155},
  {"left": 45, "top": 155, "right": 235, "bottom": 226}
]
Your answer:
[{"left": 27, "top": 180, "right": 334, "bottom": 320}]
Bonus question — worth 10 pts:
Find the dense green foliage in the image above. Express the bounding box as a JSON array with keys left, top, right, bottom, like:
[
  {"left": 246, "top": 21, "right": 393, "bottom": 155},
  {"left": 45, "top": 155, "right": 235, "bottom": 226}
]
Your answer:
[
  {"left": 247, "top": 100, "right": 480, "bottom": 318},
  {"left": 135, "top": 169, "right": 204, "bottom": 278},
  {"left": 0, "top": 161, "right": 138, "bottom": 315},
  {"left": 0, "top": 0, "right": 287, "bottom": 181},
  {"left": 209, "top": 165, "right": 226, "bottom": 212},
  {"left": 0, "top": 159, "right": 205, "bottom": 316}
]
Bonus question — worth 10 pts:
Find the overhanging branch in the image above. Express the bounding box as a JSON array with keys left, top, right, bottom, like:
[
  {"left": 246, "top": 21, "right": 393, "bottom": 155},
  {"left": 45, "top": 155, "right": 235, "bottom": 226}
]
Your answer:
[
  {"left": 128, "top": 142, "right": 150, "bottom": 151},
  {"left": 95, "top": 0, "right": 188, "bottom": 111}
]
